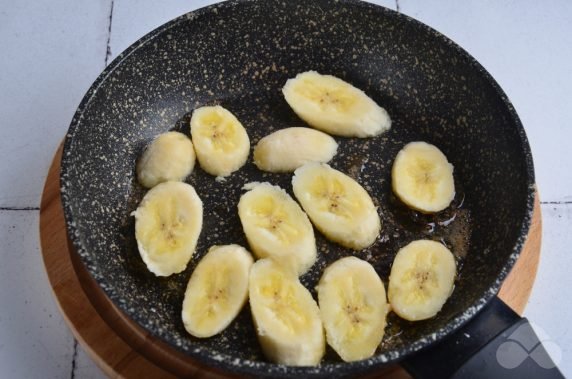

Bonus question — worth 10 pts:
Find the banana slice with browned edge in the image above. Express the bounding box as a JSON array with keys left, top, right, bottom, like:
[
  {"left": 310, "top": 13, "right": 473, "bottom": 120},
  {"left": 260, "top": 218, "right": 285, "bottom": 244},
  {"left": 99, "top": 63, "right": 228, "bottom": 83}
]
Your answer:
[
  {"left": 282, "top": 71, "right": 391, "bottom": 137},
  {"left": 182, "top": 244, "right": 253, "bottom": 338},
  {"left": 132, "top": 181, "right": 203, "bottom": 276},
  {"left": 317, "top": 256, "right": 389, "bottom": 362},
  {"left": 249, "top": 258, "right": 325, "bottom": 366},
  {"left": 253, "top": 127, "right": 338, "bottom": 173},
  {"left": 292, "top": 163, "right": 381, "bottom": 250},
  {"left": 392, "top": 142, "right": 455, "bottom": 213},
  {"left": 388, "top": 240, "right": 457, "bottom": 321},
  {"left": 190, "top": 105, "right": 250, "bottom": 177},
  {"left": 238, "top": 182, "right": 316, "bottom": 275},
  {"left": 137, "top": 131, "right": 196, "bottom": 188}
]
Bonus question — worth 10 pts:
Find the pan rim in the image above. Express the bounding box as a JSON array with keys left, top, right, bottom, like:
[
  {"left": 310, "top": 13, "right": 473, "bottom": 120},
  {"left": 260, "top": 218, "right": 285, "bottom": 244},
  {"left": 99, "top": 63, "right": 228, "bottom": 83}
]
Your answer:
[{"left": 60, "top": 0, "right": 536, "bottom": 376}]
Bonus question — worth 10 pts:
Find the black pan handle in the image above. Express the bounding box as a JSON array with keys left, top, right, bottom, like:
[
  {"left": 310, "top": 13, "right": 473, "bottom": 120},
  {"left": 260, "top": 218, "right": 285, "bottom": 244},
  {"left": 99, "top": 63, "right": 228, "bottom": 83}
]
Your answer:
[{"left": 401, "top": 296, "right": 564, "bottom": 379}]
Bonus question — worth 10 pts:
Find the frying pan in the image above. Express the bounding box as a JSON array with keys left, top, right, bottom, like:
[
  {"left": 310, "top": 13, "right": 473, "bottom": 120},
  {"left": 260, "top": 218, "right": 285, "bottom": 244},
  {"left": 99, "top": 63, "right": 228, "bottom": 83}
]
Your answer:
[{"left": 60, "top": 0, "right": 562, "bottom": 377}]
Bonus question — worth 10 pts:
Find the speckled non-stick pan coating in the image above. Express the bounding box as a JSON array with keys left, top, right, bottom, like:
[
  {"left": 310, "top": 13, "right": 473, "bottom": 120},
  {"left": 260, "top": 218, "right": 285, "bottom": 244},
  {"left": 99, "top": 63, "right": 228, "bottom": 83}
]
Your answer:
[{"left": 61, "top": 0, "right": 535, "bottom": 377}]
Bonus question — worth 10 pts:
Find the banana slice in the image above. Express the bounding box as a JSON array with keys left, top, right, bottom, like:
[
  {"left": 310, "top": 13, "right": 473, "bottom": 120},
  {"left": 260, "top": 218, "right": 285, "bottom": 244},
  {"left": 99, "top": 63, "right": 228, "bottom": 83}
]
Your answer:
[
  {"left": 292, "top": 163, "right": 381, "bottom": 250},
  {"left": 136, "top": 131, "right": 196, "bottom": 188},
  {"left": 317, "top": 257, "right": 389, "bottom": 362},
  {"left": 131, "top": 181, "right": 203, "bottom": 276},
  {"left": 190, "top": 105, "right": 250, "bottom": 177},
  {"left": 238, "top": 182, "right": 316, "bottom": 275},
  {"left": 392, "top": 142, "right": 455, "bottom": 213},
  {"left": 249, "top": 258, "right": 325, "bottom": 366},
  {"left": 182, "top": 244, "right": 253, "bottom": 338},
  {"left": 282, "top": 71, "right": 391, "bottom": 137},
  {"left": 388, "top": 240, "right": 456, "bottom": 321},
  {"left": 253, "top": 127, "right": 338, "bottom": 173}
]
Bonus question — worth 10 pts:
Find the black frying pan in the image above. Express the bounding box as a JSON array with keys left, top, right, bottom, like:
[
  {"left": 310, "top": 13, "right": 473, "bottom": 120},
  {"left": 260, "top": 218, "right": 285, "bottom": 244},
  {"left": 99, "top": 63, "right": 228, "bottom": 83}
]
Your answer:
[{"left": 60, "top": 1, "right": 561, "bottom": 377}]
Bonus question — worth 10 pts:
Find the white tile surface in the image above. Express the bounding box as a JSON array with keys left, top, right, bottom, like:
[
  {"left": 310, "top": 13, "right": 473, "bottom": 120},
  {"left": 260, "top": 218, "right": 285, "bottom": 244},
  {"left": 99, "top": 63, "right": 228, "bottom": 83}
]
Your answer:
[
  {"left": 0, "top": 0, "right": 111, "bottom": 208},
  {"left": 524, "top": 204, "right": 572, "bottom": 375},
  {"left": 0, "top": 211, "right": 74, "bottom": 378},
  {"left": 74, "top": 344, "right": 106, "bottom": 379},
  {"left": 0, "top": 0, "right": 571, "bottom": 377}
]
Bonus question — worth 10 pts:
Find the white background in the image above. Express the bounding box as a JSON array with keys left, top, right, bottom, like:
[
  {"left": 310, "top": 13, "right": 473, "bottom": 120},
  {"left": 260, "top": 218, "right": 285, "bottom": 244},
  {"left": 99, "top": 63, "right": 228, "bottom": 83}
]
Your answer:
[{"left": 0, "top": 0, "right": 570, "bottom": 377}]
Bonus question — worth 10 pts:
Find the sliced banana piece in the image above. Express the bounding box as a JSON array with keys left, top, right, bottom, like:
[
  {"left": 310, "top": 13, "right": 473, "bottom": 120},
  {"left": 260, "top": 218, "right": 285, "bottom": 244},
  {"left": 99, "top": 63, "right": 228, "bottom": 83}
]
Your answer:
[
  {"left": 249, "top": 258, "right": 325, "bottom": 366},
  {"left": 190, "top": 105, "right": 250, "bottom": 177},
  {"left": 137, "top": 131, "right": 196, "bottom": 188},
  {"left": 388, "top": 240, "right": 456, "bottom": 321},
  {"left": 282, "top": 71, "right": 391, "bottom": 137},
  {"left": 392, "top": 141, "right": 455, "bottom": 213},
  {"left": 292, "top": 163, "right": 381, "bottom": 250},
  {"left": 253, "top": 127, "right": 338, "bottom": 173},
  {"left": 131, "top": 181, "right": 203, "bottom": 276},
  {"left": 182, "top": 244, "right": 253, "bottom": 338},
  {"left": 238, "top": 182, "right": 316, "bottom": 275},
  {"left": 317, "top": 257, "right": 388, "bottom": 362}
]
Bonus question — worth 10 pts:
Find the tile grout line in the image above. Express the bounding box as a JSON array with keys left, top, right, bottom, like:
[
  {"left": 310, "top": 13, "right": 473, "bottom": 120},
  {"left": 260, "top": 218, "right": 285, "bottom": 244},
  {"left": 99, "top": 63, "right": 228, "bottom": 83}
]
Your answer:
[
  {"left": 104, "top": 0, "right": 115, "bottom": 67},
  {"left": 69, "top": 339, "right": 78, "bottom": 379},
  {"left": 0, "top": 207, "right": 40, "bottom": 211}
]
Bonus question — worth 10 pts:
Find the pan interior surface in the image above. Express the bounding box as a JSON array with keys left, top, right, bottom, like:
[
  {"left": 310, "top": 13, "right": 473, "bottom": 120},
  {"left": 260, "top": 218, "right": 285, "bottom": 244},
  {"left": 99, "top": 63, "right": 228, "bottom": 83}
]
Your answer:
[{"left": 61, "top": 0, "right": 534, "bottom": 376}]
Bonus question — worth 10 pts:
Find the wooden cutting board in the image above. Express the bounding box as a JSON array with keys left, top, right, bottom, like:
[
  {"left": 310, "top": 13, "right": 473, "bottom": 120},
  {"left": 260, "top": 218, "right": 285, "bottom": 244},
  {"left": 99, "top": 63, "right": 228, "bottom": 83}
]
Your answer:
[{"left": 40, "top": 144, "right": 542, "bottom": 379}]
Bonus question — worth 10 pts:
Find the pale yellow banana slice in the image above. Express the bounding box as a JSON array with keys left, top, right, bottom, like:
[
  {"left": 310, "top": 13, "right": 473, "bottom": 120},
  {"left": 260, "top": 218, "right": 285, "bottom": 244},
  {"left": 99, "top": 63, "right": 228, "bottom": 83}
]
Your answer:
[
  {"left": 131, "top": 181, "right": 203, "bottom": 276},
  {"left": 190, "top": 105, "right": 250, "bottom": 177},
  {"left": 182, "top": 244, "right": 253, "bottom": 338},
  {"left": 292, "top": 163, "right": 381, "bottom": 250},
  {"left": 253, "top": 127, "right": 338, "bottom": 173},
  {"left": 388, "top": 240, "right": 456, "bottom": 321},
  {"left": 392, "top": 141, "right": 455, "bottom": 213},
  {"left": 249, "top": 258, "right": 325, "bottom": 366},
  {"left": 137, "top": 131, "right": 196, "bottom": 188},
  {"left": 238, "top": 182, "right": 316, "bottom": 275},
  {"left": 317, "top": 257, "right": 389, "bottom": 362},
  {"left": 282, "top": 71, "right": 391, "bottom": 137}
]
